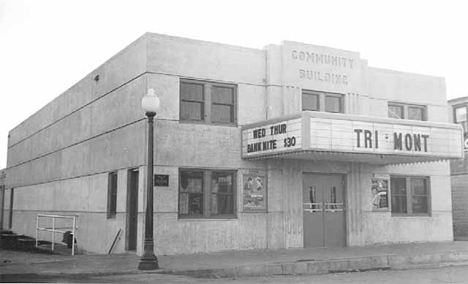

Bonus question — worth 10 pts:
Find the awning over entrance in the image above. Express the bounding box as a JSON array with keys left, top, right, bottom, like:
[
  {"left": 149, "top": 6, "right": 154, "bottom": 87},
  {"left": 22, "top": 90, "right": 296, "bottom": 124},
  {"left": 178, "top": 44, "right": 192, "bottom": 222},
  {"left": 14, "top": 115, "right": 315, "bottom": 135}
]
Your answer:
[{"left": 241, "top": 112, "right": 464, "bottom": 165}]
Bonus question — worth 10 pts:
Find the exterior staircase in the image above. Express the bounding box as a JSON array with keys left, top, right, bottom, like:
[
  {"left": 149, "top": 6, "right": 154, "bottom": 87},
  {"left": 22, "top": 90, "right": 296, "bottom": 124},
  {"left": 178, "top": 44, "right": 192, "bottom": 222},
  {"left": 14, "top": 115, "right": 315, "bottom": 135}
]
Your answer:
[{"left": 0, "top": 229, "right": 69, "bottom": 254}]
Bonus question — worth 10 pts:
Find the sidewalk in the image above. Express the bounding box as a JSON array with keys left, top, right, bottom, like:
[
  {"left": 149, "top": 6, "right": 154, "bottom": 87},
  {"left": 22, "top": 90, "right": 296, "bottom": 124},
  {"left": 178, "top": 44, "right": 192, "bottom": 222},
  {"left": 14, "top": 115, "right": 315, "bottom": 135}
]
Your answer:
[{"left": 1, "top": 241, "right": 468, "bottom": 278}]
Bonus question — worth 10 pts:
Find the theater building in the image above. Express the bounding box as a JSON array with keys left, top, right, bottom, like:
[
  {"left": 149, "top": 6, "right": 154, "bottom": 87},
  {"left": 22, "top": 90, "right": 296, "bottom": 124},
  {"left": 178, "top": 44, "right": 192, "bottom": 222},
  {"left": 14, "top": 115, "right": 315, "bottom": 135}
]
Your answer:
[
  {"left": 3, "top": 33, "right": 464, "bottom": 255},
  {"left": 448, "top": 96, "right": 468, "bottom": 240}
]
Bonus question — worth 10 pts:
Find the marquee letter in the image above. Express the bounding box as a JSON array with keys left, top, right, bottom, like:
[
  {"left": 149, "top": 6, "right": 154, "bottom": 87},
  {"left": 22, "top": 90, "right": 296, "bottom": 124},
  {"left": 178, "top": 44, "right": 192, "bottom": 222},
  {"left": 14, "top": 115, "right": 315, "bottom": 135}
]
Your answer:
[
  {"left": 422, "top": 134, "right": 430, "bottom": 152},
  {"left": 364, "top": 130, "right": 372, "bottom": 148},
  {"left": 405, "top": 134, "right": 413, "bottom": 150},
  {"left": 394, "top": 133, "right": 403, "bottom": 150},
  {"left": 414, "top": 134, "right": 421, "bottom": 151},
  {"left": 355, "top": 129, "right": 363, "bottom": 147}
]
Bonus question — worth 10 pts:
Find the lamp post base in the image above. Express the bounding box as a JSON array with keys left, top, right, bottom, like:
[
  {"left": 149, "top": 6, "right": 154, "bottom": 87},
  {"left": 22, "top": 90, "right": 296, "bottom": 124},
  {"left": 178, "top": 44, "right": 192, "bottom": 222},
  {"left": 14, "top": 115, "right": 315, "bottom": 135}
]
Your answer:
[
  {"left": 138, "top": 254, "right": 159, "bottom": 270},
  {"left": 138, "top": 239, "right": 159, "bottom": 270}
]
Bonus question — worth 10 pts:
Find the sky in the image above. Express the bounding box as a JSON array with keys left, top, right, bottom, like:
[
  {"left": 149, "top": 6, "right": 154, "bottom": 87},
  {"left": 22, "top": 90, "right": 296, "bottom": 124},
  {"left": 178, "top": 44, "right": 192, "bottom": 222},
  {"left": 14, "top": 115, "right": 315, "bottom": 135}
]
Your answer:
[{"left": 0, "top": 0, "right": 467, "bottom": 169}]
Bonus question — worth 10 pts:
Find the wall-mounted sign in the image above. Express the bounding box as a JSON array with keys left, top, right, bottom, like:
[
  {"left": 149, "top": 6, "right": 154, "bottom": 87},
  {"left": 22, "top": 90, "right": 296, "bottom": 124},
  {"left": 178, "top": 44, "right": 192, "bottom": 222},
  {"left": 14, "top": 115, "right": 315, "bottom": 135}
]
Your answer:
[
  {"left": 243, "top": 174, "right": 266, "bottom": 211},
  {"left": 309, "top": 117, "right": 462, "bottom": 157},
  {"left": 282, "top": 41, "right": 362, "bottom": 93},
  {"left": 242, "top": 118, "right": 302, "bottom": 158},
  {"left": 371, "top": 178, "right": 389, "bottom": 211},
  {"left": 241, "top": 112, "right": 464, "bottom": 162},
  {"left": 154, "top": 174, "right": 169, "bottom": 187}
]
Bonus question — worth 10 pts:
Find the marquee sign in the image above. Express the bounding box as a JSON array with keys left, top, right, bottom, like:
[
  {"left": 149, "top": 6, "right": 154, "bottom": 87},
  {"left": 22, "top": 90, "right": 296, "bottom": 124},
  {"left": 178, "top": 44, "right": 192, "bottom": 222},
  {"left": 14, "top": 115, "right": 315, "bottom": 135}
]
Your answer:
[
  {"left": 241, "top": 112, "right": 464, "bottom": 162},
  {"left": 242, "top": 118, "right": 302, "bottom": 158}
]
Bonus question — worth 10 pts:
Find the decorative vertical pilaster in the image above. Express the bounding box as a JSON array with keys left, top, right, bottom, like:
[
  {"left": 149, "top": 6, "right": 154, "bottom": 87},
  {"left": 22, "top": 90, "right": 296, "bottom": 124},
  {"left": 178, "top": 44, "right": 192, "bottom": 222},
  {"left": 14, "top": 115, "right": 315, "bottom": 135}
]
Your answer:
[
  {"left": 347, "top": 162, "right": 364, "bottom": 245},
  {"left": 283, "top": 86, "right": 301, "bottom": 115}
]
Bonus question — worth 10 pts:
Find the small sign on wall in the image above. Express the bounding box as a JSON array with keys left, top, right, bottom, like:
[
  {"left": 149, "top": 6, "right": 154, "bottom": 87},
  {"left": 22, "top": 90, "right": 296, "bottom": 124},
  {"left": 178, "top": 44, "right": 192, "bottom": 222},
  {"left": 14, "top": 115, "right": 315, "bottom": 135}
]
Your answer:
[
  {"left": 243, "top": 174, "right": 266, "bottom": 212},
  {"left": 154, "top": 175, "right": 169, "bottom": 187},
  {"left": 371, "top": 178, "right": 389, "bottom": 211}
]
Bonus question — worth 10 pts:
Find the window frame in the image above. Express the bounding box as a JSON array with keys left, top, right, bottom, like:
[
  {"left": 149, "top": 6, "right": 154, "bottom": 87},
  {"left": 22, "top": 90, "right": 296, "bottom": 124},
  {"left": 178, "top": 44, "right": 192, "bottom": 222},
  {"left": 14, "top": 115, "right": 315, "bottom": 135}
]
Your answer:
[
  {"left": 390, "top": 175, "right": 431, "bottom": 217},
  {"left": 324, "top": 93, "right": 344, "bottom": 113},
  {"left": 388, "top": 104, "right": 404, "bottom": 119},
  {"left": 178, "top": 168, "right": 237, "bottom": 219},
  {"left": 107, "top": 171, "right": 118, "bottom": 219},
  {"left": 302, "top": 90, "right": 320, "bottom": 111},
  {"left": 180, "top": 81, "right": 205, "bottom": 122},
  {"left": 302, "top": 89, "right": 344, "bottom": 113},
  {"left": 388, "top": 102, "right": 427, "bottom": 121},
  {"left": 179, "top": 79, "right": 237, "bottom": 126},
  {"left": 453, "top": 104, "right": 468, "bottom": 124}
]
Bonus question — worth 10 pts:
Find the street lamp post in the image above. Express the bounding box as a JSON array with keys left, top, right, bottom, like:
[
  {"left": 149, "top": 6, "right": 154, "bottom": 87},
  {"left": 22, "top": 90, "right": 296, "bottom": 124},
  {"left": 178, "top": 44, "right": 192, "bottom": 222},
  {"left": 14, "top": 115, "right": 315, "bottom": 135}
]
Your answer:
[{"left": 138, "top": 88, "right": 160, "bottom": 270}]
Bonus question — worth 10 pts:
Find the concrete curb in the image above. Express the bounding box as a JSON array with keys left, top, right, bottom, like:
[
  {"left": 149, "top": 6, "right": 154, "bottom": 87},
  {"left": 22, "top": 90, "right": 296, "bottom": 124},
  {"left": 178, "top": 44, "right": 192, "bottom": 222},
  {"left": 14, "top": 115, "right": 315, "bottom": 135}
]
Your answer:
[{"left": 162, "top": 251, "right": 468, "bottom": 278}]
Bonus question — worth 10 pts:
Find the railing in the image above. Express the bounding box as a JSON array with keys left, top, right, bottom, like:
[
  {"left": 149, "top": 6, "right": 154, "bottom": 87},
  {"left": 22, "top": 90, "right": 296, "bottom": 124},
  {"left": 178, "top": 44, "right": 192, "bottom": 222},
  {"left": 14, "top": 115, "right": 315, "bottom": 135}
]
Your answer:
[{"left": 36, "top": 214, "right": 78, "bottom": 255}]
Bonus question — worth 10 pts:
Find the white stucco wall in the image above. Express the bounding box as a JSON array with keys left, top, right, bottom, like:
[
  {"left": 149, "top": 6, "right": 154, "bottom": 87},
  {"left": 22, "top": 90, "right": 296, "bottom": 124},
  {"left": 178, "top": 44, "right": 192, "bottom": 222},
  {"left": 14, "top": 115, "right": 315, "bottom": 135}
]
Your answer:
[{"left": 5, "top": 33, "right": 455, "bottom": 255}]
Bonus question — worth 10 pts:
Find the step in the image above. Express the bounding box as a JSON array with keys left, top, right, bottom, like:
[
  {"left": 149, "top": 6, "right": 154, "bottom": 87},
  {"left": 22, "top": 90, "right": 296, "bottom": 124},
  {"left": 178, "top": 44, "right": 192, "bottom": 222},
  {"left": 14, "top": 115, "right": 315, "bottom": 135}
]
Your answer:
[
  {"left": 0, "top": 229, "right": 13, "bottom": 235},
  {"left": 17, "top": 238, "right": 37, "bottom": 247}
]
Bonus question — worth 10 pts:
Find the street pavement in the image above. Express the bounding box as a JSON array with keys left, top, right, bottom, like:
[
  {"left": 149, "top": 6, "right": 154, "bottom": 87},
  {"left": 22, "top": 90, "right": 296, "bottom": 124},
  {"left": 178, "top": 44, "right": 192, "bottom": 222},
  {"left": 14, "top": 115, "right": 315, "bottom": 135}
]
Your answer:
[
  {"left": 88, "top": 265, "right": 468, "bottom": 284},
  {"left": 1, "top": 241, "right": 468, "bottom": 282},
  {"left": 2, "top": 263, "right": 468, "bottom": 283}
]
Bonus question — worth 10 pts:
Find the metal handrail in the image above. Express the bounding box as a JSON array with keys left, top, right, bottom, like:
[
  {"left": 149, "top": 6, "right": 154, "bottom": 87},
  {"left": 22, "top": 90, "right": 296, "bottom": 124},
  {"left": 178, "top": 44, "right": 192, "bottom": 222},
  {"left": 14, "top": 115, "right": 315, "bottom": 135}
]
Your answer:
[{"left": 36, "top": 214, "right": 78, "bottom": 255}]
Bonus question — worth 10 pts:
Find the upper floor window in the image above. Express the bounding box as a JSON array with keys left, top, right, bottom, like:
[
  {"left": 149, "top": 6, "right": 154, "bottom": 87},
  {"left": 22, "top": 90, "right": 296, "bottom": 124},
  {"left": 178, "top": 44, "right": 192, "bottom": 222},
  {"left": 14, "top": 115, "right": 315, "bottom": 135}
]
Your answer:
[
  {"left": 454, "top": 105, "right": 467, "bottom": 123},
  {"left": 180, "top": 79, "right": 237, "bottom": 125},
  {"left": 388, "top": 102, "right": 427, "bottom": 121},
  {"left": 391, "top": 176, "right": 430, "bottom": 216},
  {"left": 179, "top": 169, "right": 237, "bottom": 219},
  {"left": 302, "top": 90, "right": 344, "bottom": 113}
]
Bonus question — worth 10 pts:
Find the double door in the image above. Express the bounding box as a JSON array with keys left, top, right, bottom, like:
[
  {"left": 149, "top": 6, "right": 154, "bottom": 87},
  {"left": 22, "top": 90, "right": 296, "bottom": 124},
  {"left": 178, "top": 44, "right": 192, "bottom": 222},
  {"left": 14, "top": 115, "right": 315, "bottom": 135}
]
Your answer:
[{"left": 302, "top": 173, "right": 346, "bottom": 248}]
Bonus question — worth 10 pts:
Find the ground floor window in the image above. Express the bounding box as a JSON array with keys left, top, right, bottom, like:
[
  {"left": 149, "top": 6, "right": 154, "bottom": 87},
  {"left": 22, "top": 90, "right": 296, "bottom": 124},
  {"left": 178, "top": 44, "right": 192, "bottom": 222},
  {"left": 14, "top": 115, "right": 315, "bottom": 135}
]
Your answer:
[
  {"left": 390, "top": 176, "right": 430, "bottom": 215},
  {"left": 179, "top": 169, "right": 236, "bottom": 218},
  {"left": 107, "top": 172, "right": 118, "bottom": 218}
]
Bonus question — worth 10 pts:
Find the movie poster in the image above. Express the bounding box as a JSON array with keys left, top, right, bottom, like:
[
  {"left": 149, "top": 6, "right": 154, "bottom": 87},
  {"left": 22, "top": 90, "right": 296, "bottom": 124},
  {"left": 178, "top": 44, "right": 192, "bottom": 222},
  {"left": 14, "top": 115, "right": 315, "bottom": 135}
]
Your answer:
[
  {"left": 243, "top": 174, "right": 266, "bottom": 211},
  {"left": 371, "top": 178, "right": 389, "bottom": 210}
]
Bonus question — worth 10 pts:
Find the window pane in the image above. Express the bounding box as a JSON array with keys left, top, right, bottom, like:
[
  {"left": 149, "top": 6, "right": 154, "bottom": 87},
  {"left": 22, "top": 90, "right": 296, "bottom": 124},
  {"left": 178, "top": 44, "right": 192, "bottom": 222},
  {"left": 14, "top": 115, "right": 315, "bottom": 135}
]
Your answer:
[
  {"left": 411, "top": 178, "right": 428, "bottom": 214},
  {"left": 212, "top": 104, "right": 233, "bottom": 124},
  {"left": 216, "top": 194, "right": 233, "bottom": 214},
  {"left": 455, "top": 106, "right": 467, "bottom": 123},
  {"left": 189, "top": 194, "right": 203, "bottom": 215},
  {"left": 412, "top": 196, "right": 428, "bottom": 213},
  {"left": 388, "top": 105, "right": 403, "bottom": 119},
  {"left": 180, "top": 101, "right": 203, "bottom": 121},
  {"left": 325, "top": 96, "right": 342, "bottom": 113},
  {"left": 179, "top": 171, "right": 203, "bottom": 216},
  {"left": 408, "top": 106, "right": 424, "bottom": 121},
  {"left": 303, "top": 93, "right": 319, "bottom": 111},
  {"left": 212, "top": 86, "right": 233, "bottom": 104},
  {"left": 391, "top": 178, "right": 407, "bottom": 214},
  {"left": 180, "top": 82, "right": 204, "bottom": 101},
  {"left": 391, "top": 178, "right": 406, "bottom": 195},
  {"left": 211, "top": 172, "right": 234, "bottom": 215},
  {"left": 411, "top": 178, "right": 427, "bottom": 195},
  {"left": 391, "top": 195, "right": 407, "bottom": 213},
  {"left": 108, "top": 172, "right": 118, "bottom": 217}
]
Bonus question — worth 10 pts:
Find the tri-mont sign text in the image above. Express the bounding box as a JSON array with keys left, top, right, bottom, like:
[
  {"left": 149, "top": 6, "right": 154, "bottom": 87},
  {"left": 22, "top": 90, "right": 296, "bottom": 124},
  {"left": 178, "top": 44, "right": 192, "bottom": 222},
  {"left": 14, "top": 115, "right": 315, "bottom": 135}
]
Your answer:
[{"left": 242, "top": 113, "right": 463, "bottom": 160}]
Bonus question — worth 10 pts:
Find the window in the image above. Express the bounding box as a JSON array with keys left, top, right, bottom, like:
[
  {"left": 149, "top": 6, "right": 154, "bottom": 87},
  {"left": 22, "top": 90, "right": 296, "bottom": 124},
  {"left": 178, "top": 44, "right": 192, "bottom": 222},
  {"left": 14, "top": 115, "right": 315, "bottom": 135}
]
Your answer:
[
  {"left": 453, "top": 105, "right": 468, "bottom": 134},
  {"left": 302, "top": 92, "right": 320, "bottom": 111},
  {"left": 388, "top": 102, "right": 427, "bottom": 121},
  {"left": 180, "top": 82, "right": 204, "bottom": 121},
  {"left": 107, "top": 172, "right": 118, "bottom": 218},
  {"left": 325, "top": 94, "right": 343, "bottom": 113},
  {"left": 388, "top": 104, "right": 404, "bottom": 119},
  {"left": 391, "top": 176, "right": 430, "bottom": 215},
  {"left": 302, "top": 90, "right": 344, "bottom": 113},
  {"left": 408, "top": 105, "right": 425, "bottom": 121},
  {"left": 179, "top": 169, "right": 236, "bottom": 218},
  {"left": 454, "top": 105, "right": 467, "bottom": 124},
  {"left": 180, "top": 79, "right": 237, "bottom": 125}
]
